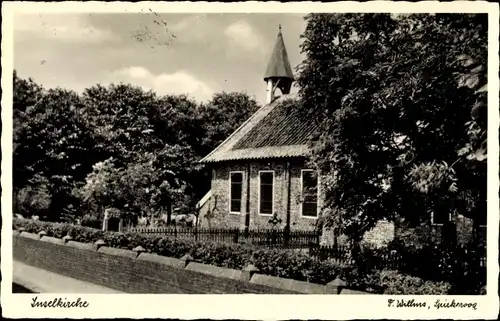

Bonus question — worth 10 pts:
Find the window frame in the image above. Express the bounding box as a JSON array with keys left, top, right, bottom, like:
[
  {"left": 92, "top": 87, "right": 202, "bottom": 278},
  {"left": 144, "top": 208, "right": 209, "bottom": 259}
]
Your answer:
[
  {"left": 430, "top": 211, "right": 453, "bottom": 226},
  {"left": 300, "top": 169, "right": 319, "bottom": 219},
  {"left": 228, "top": 171, "right": 244, "bottom": 214},
  {"left": 258, "top": 170, "right": 275, "bottom": 216}
]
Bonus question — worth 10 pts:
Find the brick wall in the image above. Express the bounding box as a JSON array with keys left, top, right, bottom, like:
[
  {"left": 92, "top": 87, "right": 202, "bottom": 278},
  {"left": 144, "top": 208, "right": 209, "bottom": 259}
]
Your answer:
[
  {"left": 456, "top": 214, "right": 474, "bottom": 244},
  {"left": 455, "top": 214, "right": 486, "bottom": 245},
  {"left": 319, "top": 216, "right": 483, "bottom": 248},
  {"left": 321, "top": 216, "right": 483, "bottom": 247},
  {"left": 13, "top": 232, "right": 364, "bottom": 294},
  {"left": 362, "top": 220, "right": 395, "bottom": 247},
  {"left": 202, "top": 159, "right": 319, "bottom": 231},
  {"left": 201, "top": 164, "right": 247, "bottom": 229},
  {"left": 319, "top": 220, "right": 395, "bottom": 247},
  {"left": 394, "top": 221, "right": 444, "bottom": 245},
  {"left": 393, "top": 214, "right": 483, "bottom": 245}
]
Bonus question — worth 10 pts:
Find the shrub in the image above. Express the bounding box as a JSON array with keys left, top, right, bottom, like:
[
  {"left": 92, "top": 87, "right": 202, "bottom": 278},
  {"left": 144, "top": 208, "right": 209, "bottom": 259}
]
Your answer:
[
  {"left": 80, "top": 215, "right": 103, "bottom": 229},
  {"left": 14, "top": 218, "right": 104, "bottom": 242},
  {"left": 14, "top": 175, "right": 52, "bottom": 218},
  {"left": 12, "top": 218, "right": 341, "bottom": 285},
  {"left": 374, "top": 270, "right": 452, "bottom": 295},
  {"left": 190, "top": 241, "right": 253, "bottom": 269},
  {"left": 250, "top": 247, "right": 338, "bottom": 284},
  {"left": 335, "top": 263, "right": 379, "bottom": 293},
  {"left": 316, "top": 239, "right": 485, "bottom": 294},
  {"left": 385, "top": 239, "right": 486, "bottom": 293}
]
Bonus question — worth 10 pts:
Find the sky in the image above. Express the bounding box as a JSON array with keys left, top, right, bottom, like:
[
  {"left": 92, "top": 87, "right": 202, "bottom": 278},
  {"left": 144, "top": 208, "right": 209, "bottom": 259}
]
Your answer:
[{"left": 14, "top": 13, "right": 307, "bottom": 105}]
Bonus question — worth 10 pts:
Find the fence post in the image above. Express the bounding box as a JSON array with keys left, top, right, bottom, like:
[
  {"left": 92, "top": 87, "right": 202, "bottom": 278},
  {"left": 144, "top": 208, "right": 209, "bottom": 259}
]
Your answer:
[
  {"left": 309, "top": 243, "right": 316, "bottom": 260},
  {"left": 233, "top": 229, "right": 239, "bottom": 244},
  {"left": 284, "top": 226, "right": 290, "bottom": 247},
  {"left": 271, "top": 229, "right": 277, "bottom": 246}
]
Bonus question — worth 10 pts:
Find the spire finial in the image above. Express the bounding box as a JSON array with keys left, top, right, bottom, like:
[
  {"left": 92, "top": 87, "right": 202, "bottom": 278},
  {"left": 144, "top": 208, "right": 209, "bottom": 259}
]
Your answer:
[{"left": 278, "top": 24, "right": 282, "bottom": 33}]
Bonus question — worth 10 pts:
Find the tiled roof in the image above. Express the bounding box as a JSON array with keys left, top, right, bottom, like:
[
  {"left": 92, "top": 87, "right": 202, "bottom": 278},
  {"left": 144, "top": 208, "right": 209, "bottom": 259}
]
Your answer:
[
  {"left": 200, "top": 95, "right": 317, "bottom": 163},
  {"left": 232, "top": 99, "right": 316, "bottom": 149}
]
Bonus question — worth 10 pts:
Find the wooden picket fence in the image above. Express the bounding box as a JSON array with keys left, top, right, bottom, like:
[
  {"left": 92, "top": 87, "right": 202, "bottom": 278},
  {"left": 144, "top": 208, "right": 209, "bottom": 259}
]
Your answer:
[
  {"left": 129, "top": 227, "right": 321, "bottom": 248},
  {"left": 308, "top": 244, "right": 354, "bottom": 265},
  {"left": 308, "top": 244, "right": 403, "bottom": 268}
]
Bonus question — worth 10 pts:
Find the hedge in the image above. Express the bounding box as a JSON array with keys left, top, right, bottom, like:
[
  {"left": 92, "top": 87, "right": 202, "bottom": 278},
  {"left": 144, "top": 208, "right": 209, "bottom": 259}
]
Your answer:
[
  {"left": 370, "top": 270, "right": 453, "bottom": 295},
  {"left": 12, "top": 218, "right": 455, "bottom": 294},
  {"left": 338, "top": 239, "right": 486, "bottom": 295},
  {"left": 384, "top": 239, "right": 486, "bottom": 294},
  {"left": 12, "top": 218, "right": 339, "bottom": 285}
]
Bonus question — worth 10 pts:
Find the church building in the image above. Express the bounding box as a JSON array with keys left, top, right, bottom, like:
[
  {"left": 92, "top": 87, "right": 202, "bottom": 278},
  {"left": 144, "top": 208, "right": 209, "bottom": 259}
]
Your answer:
[{"left": 198, "top": 26, "right": 320, "bottom": 232}]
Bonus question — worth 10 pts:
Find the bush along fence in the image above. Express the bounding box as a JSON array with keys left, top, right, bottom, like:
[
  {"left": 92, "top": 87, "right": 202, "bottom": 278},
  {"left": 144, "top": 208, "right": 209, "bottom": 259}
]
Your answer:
[
  {"left": 129, "top": 227, "right": 320, "bottom": 249},
  {"left": 309, "top": 242, "right": 486, "bottom": 268},
  {"left": 308, "top": 240, "right": 487, "bottom": 295},
  {"left": 12, "top": 217, "right": 463, "bottom": 294}
]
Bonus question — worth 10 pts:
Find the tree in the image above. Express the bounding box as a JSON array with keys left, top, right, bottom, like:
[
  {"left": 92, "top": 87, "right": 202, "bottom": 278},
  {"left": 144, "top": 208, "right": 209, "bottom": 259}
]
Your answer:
[
  {"left": 81, "top": 83, "right": 161, "bottom": 165},
  {"left": 13, "top": 70, "right": 44, "bottom": 144},
  {"left": 81, "top": 84, "right": 204, "bottom": 214},
  {"left": 296, "top": 13, "right": 487, "bottom": 241},
  {"left": 15, "top": 174, "right": 51, "bottom": 218},
  {"left": 76, "top": 147, "right": 190, "bottom": 222},
  {"left": 198, "top": 92, "right": 260, "bottom": 156},
  {"left": 13, "top": 75, "right": 261, "bottom": 224},
  {"left": 13, "top": 73, "right": 99, "bottom": 220}
]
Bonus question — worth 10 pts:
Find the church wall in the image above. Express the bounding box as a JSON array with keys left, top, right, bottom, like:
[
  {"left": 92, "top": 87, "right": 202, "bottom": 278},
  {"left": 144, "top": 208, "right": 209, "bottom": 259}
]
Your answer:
[
  {"left": 198, "top": 164, "right": 248, "bottom": 229},
  {"left": 199, "top": 159, "right": 319, "bottom": 231}
]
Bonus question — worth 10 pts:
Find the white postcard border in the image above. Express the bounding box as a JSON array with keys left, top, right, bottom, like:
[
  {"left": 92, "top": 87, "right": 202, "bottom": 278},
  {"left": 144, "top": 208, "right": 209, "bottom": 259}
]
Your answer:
[{"left": 2, "top": 1, "right": 499, "bottom": 319}]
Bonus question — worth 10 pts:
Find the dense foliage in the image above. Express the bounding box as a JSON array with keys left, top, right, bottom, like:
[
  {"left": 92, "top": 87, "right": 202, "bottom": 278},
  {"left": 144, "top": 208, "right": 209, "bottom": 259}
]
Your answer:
[
  {"left": 13, "top": 74, "right": 259, "bottom": 223},
  {"left": 13, "top": 218, "right": 454, "bottom": 294},
  {"left": 297, "top": 13, "right": 488, "bottom": 241},
  {"left": 353, "top": 239, "right": 485, "bottom": 294},
  {"left": 366, "top": 270, "right": 453, "bottom": 295}
]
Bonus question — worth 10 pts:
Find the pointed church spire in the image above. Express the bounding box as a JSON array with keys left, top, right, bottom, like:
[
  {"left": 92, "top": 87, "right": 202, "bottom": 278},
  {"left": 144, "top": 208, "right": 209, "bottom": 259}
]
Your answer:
[
  {"left": 264, "top": 25, "right": 294, "bottom": 104},
  {"left": 264, "top": 25, "right": 294, "bottom": 82}
]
